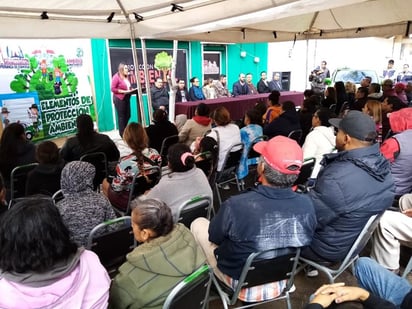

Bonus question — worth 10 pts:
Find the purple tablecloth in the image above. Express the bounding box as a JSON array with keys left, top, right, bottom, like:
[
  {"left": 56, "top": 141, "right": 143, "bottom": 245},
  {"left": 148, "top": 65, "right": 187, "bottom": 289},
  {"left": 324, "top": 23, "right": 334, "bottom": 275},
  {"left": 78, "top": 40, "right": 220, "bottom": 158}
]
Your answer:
[{"left": 175, "top": 91, "right": 304, "bottom": 119}]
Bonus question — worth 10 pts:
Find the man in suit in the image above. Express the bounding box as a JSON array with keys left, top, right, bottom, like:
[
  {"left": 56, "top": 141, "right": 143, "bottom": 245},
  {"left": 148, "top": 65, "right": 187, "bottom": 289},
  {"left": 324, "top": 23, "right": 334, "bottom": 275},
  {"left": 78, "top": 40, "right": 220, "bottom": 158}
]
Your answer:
[
  {"left": 232, "top": 73, "right": 250, "bottom": 96},
  {"left": 270, "top": 72, "right": 283, "bottom": 91},
  {"left": 257, "top": 71, "right": 271, "bottom": 93}
]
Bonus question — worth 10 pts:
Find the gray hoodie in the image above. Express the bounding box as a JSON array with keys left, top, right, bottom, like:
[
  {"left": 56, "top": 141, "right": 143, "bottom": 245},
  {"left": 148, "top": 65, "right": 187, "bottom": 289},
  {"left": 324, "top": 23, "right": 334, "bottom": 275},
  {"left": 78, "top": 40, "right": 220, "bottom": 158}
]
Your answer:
[{"left": 58, "top": 161, "right": 116, "bottom": 246}]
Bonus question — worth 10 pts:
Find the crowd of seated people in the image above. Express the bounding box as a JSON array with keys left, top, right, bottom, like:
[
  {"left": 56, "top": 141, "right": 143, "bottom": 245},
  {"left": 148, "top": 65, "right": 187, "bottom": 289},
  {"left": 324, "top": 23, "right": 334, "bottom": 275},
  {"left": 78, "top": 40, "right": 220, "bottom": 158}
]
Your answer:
[{"left": 2, "top": 82, "right": 412, "bottom": 309}]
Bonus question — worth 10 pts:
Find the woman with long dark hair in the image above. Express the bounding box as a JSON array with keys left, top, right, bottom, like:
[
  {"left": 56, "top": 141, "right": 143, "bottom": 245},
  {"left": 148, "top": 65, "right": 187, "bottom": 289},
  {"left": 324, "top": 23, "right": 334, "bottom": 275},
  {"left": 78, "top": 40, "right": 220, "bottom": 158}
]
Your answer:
[
  {"left": 102, "top": 123, "right": 161, "bottom": 211},
  {"left": 0, "top": 123, "right": 35, "bottom": 187}
]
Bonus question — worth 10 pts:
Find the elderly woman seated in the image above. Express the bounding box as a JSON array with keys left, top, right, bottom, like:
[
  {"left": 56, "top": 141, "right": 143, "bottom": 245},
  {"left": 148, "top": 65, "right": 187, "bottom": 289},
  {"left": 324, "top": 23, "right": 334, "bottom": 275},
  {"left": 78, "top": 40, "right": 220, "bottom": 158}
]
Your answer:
[{"left": 109, "top": 198, "right": 205, "bottom": 308}]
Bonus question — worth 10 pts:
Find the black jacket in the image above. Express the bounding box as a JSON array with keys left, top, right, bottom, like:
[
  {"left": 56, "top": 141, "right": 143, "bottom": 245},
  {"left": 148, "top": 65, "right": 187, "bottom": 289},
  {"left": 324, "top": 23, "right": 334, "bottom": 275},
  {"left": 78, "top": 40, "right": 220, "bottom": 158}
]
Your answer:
[
  {"left": 151, "top": 86, "right": 169, "bottom": 109},
  {"left": 26, "top": 162, "right": 64, "bottom": 196},
  {"left": 263, "top": 110, "right": 300, "bottom": 139},
  {"left": 175, "top": 88, "right": 190, "bottom": 103},
  {"left": 257, "top": 79, "right": 271, "bottom": 93},
  {"left": 145, "top": 120, "right": 178, "bottom": 153},
  {"left": 60, "top": 133, "right": 120, "bottom": 163}
]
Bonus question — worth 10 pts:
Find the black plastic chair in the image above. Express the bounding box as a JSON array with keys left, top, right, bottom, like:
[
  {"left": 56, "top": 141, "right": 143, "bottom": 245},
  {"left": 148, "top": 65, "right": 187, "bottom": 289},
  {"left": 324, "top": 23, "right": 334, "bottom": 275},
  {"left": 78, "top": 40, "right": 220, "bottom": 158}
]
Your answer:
[
  {"left": 294, "top": 157, "right": 316, "bottom": 192},
  {"left": 86, "top": 216, "right": 135, "bottom": 277},
  {"left": 160, "top": 135, "right": 179, "bottom": 166},
  {"left": 215, "top": 143, "right": 243, "bottom": 206},
  {"left": 8, "top": 163, "right": 39, "bottom": 208},
  {"left": 213, "top": 248, "right": 301, "bottom": 309},
  {"left": 115, "top": 166, "right": 161, "bottom": 216},
  {"left": 80, "top": 152, "right": 108, "bottom": 191},
  {"left": 243, "top": 135, "right": 268, "bottom": 188},
  {"left": 176, "top": 195, "right": 213, "bottom": 227},
  {"left": 287, "top": 129, "right": 303, "bottom": 145},
  {"left": 195, "top": 151, "right": 218, "bottom": 187},
  {"left": 51, "top": 189, "right": 64, "bottom": 205},
  {"left": 162, "top": 265, "right": 212, "bottom": 309}
]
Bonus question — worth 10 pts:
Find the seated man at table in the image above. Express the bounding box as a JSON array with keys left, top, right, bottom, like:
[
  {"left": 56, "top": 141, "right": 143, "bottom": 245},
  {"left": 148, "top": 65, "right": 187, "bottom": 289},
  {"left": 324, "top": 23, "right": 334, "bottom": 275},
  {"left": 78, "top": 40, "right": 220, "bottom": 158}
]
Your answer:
[
  {"left": 213, "top": 74, "right": 230, "bottom": 98},
  {"left": 257, "top": 71, "right": 271, "bottom": 93},
  {"left": 232, "top": 73, "right": 250, "bottom": 97},
  {"left": 151, "top": 78, "right": 169, "bottom": 110},
  {"left": 191, "top": 136, "right": 316, "bottom": 303}
]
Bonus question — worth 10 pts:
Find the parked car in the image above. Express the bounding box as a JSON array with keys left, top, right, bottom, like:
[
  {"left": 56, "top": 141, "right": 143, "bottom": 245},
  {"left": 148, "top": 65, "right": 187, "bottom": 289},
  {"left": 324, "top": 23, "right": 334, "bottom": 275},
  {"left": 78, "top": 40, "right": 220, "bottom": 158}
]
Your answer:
[{"left": 331, "top": 68, "right": 379, "bottom": 86}]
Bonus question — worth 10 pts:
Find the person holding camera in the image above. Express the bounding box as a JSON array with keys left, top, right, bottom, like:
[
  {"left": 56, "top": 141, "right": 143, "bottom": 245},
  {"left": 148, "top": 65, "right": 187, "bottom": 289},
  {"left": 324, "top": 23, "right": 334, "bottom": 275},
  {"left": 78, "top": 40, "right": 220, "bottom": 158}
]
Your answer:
[{"left": 309, "top": 60, "right": 330, "bottom": 95}]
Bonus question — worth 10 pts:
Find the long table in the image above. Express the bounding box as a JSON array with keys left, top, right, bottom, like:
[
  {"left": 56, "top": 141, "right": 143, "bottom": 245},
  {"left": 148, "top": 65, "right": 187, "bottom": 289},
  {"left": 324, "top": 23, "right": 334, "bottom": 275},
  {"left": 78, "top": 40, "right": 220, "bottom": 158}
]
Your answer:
[{"left": 175, "top": 91, "right": 304, "bottom": 119}]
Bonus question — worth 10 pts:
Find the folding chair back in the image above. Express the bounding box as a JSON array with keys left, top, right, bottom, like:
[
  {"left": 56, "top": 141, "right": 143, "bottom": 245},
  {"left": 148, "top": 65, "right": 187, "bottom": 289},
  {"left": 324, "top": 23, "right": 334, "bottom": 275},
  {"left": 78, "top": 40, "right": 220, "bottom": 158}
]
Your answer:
[
  {"left": 294, "top": 157, "right": 316, "bottom": 191},
  {"left": 9, "top": 195, "right": 54, "bottom": 209},
  {"left": 52, "top": 189, "right": 64, "bottom": 205},
  {"left": 160, "top": 135, "right": 179, "bottom": 166},
  {"left": 177, "top": 195, "right": 213, "bottom": 227},
  {"left": 242, "top": 251, "right": 299, "bottom": 289},
  {"left": 163, "top": 265, "right": 212, "bottom": 309},
  {"left": 123, "top": 166, "right": 161, "bottom": 215},
  {"left": 86, "top": 216, "right": 135, "bottom": 277},
  {"left": 213, "top": 248, "right": 301, "bottom": 309},
  {"left": 9, "top": 163, "right": 39, "bottom": 208},
  {"left": 195, "top": 151, "right": 217, "bottom": 184},
  {"left": 402, "top": 255, "right": 412, "bottom": 278},
  {"left": 299, "top": 213, "right": 382, "bottom": 283},
  {"left": 287, "top": 129, "right": 303, "bottom": 144},
  {"left": 80, "top": 152, "right": 108, "bottom": 191},
  {"left": 216, "top": 143, "right": 243, "bottom": 184},
  {"left": 344, "top": 213, "right": 382, "bottom": 262},
  {"left": 215, "top": 143, "right": 243, "bottom": 206},
  {"left": 247, "top": 135, "right": 268, "bottom": 162}
]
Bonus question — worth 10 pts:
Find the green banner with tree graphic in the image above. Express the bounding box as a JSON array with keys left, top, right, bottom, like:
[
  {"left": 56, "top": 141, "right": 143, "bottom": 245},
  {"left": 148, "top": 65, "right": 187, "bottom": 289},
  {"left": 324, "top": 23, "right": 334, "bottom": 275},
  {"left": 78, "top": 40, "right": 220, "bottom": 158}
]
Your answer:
[{"left": 0, "top": 39, "right": 95, "bottom": 141}]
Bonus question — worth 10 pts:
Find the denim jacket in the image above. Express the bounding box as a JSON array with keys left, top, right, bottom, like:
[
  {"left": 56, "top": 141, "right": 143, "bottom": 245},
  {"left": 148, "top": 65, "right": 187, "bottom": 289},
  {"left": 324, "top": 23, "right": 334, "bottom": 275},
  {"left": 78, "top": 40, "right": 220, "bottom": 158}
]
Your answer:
[{"left": 209, "top": 185, "right": 316, "bottom": 279}]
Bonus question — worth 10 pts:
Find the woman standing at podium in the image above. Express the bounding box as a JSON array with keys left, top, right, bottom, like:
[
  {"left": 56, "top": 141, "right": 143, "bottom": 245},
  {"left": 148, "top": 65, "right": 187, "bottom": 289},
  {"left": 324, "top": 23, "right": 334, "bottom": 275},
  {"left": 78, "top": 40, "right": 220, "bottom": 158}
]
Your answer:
[{"left": 111, "top": 63, "right": 136, "bottom": 137}]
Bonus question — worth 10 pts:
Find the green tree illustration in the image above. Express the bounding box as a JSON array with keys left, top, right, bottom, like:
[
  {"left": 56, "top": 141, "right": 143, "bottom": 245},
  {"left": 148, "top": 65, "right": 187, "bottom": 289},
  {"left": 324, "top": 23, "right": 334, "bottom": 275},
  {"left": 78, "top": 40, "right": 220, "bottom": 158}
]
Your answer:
[
  {"left": 154, "top": 51, "right": 172, "bottom": 82},
  {"left": 9, "top": 54, "right": 79, "bottom": 100}
]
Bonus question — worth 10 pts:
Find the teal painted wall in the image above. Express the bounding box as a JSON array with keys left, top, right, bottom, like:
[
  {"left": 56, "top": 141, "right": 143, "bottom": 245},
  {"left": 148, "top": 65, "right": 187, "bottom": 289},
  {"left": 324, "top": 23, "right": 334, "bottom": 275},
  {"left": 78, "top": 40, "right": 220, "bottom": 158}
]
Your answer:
[
  {"left": 227, "top": 43, "right": 268, "bottom": 90},
  {"left": 90, "top": 39, "right": 268, "bottom": 131}
]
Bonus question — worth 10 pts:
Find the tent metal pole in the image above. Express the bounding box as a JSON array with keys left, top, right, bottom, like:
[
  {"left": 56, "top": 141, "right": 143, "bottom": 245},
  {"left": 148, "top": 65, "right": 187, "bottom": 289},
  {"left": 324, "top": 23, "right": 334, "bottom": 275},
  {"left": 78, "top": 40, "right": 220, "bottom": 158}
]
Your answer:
[
  {"left": 140, "top": 38, "right": 153, "bottom": 124},
  {"left": 116, "top": 0, "right": 146, "bottom": 126},
  {"left": 168, "top": 40, "right": 178, "bottom": 122},
  {"left": 130, "top": 35, "right": 145, "bottom": 126}
]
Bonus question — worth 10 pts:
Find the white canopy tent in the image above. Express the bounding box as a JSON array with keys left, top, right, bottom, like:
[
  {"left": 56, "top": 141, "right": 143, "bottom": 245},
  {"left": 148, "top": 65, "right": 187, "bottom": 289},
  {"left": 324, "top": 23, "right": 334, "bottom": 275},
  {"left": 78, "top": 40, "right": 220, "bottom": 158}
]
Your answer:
[
  {"left": 1, "top": 0, "right": 412, "bottom": 125},
  {"left": 0, "top": 0, "right": 411, "bottom": 42}
]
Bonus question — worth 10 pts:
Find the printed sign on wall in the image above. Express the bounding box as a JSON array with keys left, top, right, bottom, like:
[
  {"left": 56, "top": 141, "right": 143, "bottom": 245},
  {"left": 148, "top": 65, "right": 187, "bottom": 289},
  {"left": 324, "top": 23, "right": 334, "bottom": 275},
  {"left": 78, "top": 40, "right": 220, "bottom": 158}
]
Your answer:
[
  {"left": 109, "top": 48, "right": 188, "bottom": 91},
  {"left": 0, "top": 39, "right": 95, "bottom": 141}
]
